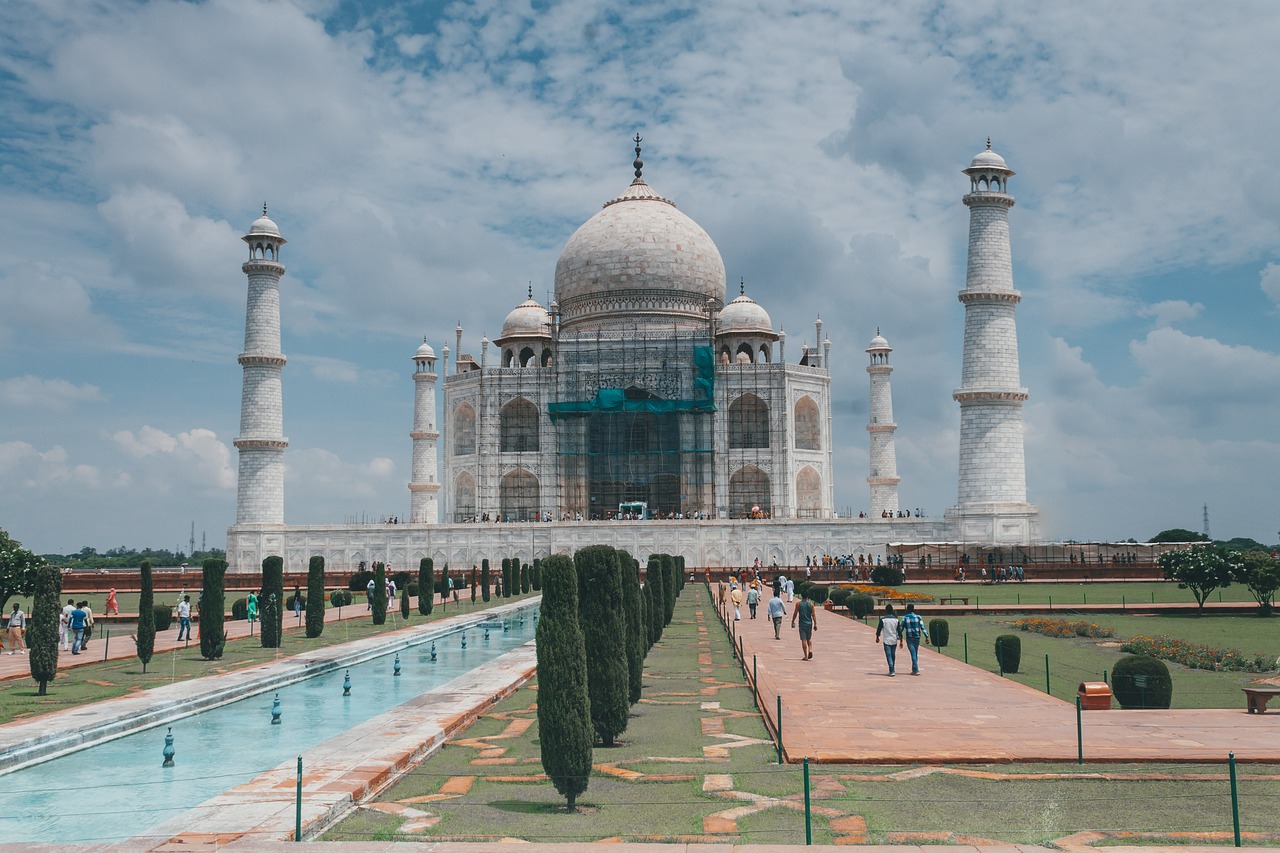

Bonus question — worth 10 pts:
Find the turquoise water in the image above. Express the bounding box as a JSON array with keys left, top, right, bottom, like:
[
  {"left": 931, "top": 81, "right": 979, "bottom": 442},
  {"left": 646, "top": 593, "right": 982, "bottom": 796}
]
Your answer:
[{"left": 0, "top": 610, "right": 535, "bottom": 844}]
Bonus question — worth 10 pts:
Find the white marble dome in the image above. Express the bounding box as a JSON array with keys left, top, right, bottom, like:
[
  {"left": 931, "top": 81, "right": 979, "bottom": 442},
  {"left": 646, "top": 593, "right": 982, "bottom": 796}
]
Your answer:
[
  {"left": 414, "top": 338, "right": 436, "bottom": 360},
  {"left": 716, "top": 291, "right": 773, "bottom": 336},
  {"left": 969, "top": 146, "right": 1010, "bottom": 171},
  {"left": 248, "top": 208, "right": 281, "bottom": 237},
  {"left": 554, "top": 178, "right": 726, "bottom": 332},
  {"left": 499, "top": 297, "right": 552, "bottom": 340},
  {"left": 866, "top": 332, "right": 890, "bottom": 351}
]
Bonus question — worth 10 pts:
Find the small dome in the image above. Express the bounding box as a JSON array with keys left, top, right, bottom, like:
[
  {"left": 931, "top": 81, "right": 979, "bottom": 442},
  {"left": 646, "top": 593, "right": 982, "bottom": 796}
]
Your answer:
[
  {"left": 867, "top": 332, "right": 890, "bottom": 352},
  {"left": 248, "top": 203, "right": 281, "bottom": 237},
  {"left": 716, "top": 292, "right": 773, "bottom": 336},
  {"left": 499, "top": 297, "right": 552, "bottom": 340},
  {"left": 414, "top": 338, "right": 436, "bottom": 360},
  {"left": 969, "top": 148, "right": 1007, "bottom": 170}
]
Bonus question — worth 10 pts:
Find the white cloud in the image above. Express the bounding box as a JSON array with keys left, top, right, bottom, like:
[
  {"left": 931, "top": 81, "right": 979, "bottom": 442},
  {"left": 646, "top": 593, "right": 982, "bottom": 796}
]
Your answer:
[
  {"left": 1261, "top": 262, "right": 1280, "bottom": 307},
  {"left": 0, "top": 441, "right": 103, "bottom": 491},
  {"left": 1139, "top": 300, "right": 1203, "bottom": 328},
  {"left": 111, "top": 426, "right": 234, "bottom": 490},
  {"left": 0, "top": 376, "right": 104, "bottom": 411}
]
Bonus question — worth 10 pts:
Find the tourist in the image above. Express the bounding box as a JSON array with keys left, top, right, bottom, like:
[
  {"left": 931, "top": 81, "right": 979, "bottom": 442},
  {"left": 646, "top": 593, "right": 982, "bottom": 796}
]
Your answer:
[
  {"left": 874, "top": 604, "right": 903, "bottom": 676},
  {"left": 80, "top": 600, "right": 94, "bottom": 649},
  {"left": 176, "top": 595, "right": 192, "bottom": 641},
  {"left": 68, "top": 602, "right": 89, "bottom": 655},
  {"left": 730, "top": 583, "right": 743, "bottom": 621},
  {"left": 59, "top": 597, "right": 75, "bottom": 651},
  {"left": 899, "top": 603, "right": 928, "bottom": 675},
  {"left": 292, "top": 587, "right": 304, "bottom": 617},
  {"left": 767, "top": 589, "right": 786, "bottom": 639},
  {"left": 7, "top": 603, "right": 26, "bottom": 654},
  {"left": 106, "top": 587, "right": 119, "bottom": 616},
  {"left": 784, "top": 575, "right": 794, "bottom": 603},
  {"left": 366, "top": 577, "right": 376, "bottom": 610},
  {"left": 746, "top": 584, "right": 760, "bottom": 619},
  {"left": 247, "top": 592, "right": 259, "bottom": 624},
  {"left": 790, "top": 590, "right": 816, "bottom": 660}
]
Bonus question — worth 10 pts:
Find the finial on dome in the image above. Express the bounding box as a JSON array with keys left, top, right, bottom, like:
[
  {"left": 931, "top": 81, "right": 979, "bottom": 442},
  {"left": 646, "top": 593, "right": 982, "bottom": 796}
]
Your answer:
[
  {"left": 528, "top": 283, "right": 533, "bottom": 299},
  {"left": 986, "top": 137, "right": 991, "bottom": 150},
  {"left": 739, "top": 277, "right": 745, "bottom": 296},
  {"left": 632, "top": 133, "right": 643, "bottom": 181},
  {"left": 263, "top": 201, "right": 268, "bottom": 216},
  {"left": 877, "top": 326, "right": 880, "bottom": 335}
]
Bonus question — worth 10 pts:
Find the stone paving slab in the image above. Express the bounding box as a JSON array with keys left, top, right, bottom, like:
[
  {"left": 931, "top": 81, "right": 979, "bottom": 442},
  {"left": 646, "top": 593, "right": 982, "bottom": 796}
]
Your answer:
[{"left": 718, "top": 596, "right": 1280, "bottom": 764}]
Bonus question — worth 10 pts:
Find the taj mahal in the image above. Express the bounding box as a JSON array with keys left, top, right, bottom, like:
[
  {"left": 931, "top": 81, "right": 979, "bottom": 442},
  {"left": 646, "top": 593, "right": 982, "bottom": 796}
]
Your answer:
[{"left": 225, "top": 139, "right": 1039, "bottom": 573}]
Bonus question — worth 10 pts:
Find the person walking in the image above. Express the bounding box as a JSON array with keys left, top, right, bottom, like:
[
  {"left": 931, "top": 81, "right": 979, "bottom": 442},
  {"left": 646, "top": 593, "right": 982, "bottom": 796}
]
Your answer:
[
  {"left": 900, "top": 603, "right": 929, "bottom": 675},
  {"left": 784, "top": 576, "right": 795, "bottom": 602},
  {"left": 106, "top": 588, "right": 119, "bottom": 616},
  {"left": 730, "top": 583, "right": 743, "bottom": 621},
  {"left": 366, "top": 577, "right": 376, "bottom": 610},
  {"left": 7, "top": 603, "right": 26, "bottom": 654},
  {"left": 874, "top": 604, "right": 903, "bottom": 676},
  {"left": 247, "top": 591, "right": 259, "bottom": 625},
  {"left": 68, "top": 602, "right": 89, "bottom": 655},
  {"left": 790, "top": 591, "right": 816, "bottom": 659},
  {"left": 59, "top": 598, "right": 75, "bottom": 651},
  {"left": 176, "top": 595, "right": 192, "bottom": 641},
  {"left": 80, "top": 600, "right": 94, "bottom": 649},
  {"left": 746, "top": 585, "right": 760, "bottom": 619},
  {"left": 767, "top": 589, "right": 787, "bottom": 639}
]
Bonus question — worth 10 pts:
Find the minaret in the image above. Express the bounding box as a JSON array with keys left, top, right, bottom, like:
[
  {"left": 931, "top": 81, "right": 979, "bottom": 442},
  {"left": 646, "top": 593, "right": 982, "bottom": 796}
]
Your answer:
[
  {"left": 234, "top": 204, "right": 288, "bottom": 526},
  {"left": 409, "top": 338, "right": 441, "bottom": 523},
  {"left": 952, "top": 141, "right": 1035, "bottom": 535},
  {"left": 866, "top": 330, "right": 900, "bottom": 515}
]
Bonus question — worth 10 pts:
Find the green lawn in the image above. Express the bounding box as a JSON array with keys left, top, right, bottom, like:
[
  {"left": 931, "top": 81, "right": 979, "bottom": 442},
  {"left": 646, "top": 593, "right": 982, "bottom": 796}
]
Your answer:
[
  {"left": 901, "top": 580, "right": 1258, "bottom": 607},
  {"left": 323, "top": 584, "right": 1280, "bottom": 846}
]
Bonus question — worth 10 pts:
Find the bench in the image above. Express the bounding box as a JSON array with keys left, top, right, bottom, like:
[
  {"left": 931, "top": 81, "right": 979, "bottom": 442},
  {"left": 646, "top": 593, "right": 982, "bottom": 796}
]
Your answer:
[
  {"left": 1244, "top": 686, "right": 1280, "bottom": 714},
  {"left": 938, "top": 596, "right": 970, "bottom": 606}
]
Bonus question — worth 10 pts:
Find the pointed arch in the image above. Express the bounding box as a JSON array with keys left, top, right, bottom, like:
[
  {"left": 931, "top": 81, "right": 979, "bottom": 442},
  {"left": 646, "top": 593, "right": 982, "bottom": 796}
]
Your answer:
[
  {"left": 453, "top": 403, "right": 476, "bottom": 455},
  {"left": 796, "top": 465, "right": 822, "bottom": 518},
  {"left": 499, "top": 468, "right": 539, "bottom": 522},
  {"left": 794, "top": 396, "right": 820, "bottom": 450},
  {"left": 727, "top": 393, "right": 769, "bottom": 449},
  {"left": 454, "top": 471, "right": 476, "bottom": 522},
  {"left": 728, "top": 465, "right": 771, "bottom": 519},
  {"left": 500, "top": 397, "right": 539, "bottom": 452}
]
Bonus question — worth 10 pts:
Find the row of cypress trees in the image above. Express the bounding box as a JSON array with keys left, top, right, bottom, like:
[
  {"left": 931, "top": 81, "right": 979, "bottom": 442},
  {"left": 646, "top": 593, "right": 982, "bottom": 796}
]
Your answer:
[{"left": 537, "top": 546, "right": 683, "bottom": 810}]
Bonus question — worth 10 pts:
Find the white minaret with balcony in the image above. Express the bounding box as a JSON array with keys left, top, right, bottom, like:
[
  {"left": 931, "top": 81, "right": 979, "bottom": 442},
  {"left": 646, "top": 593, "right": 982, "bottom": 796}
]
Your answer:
[
  {"left": 949, "top": 142, "right": 1038, "bottom": 541},
  {"left": 866, "top": 330, "right": 900, "bottom": 516},
  {"left": 409, "top": 338, "right": 441, "bottom": 523},
  {"left": 234, "top": 205, "right": 288, "bottom": 525}
]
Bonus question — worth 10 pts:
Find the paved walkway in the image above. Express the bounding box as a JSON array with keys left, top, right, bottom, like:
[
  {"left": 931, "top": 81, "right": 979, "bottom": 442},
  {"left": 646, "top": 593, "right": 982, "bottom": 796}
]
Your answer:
[{"left": 716, "top": 593, "right": 1280, "bottom": 763}]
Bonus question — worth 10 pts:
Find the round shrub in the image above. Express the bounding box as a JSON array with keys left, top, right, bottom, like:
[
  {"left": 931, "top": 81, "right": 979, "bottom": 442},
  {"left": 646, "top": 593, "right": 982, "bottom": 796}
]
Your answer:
[
  {"left": 348, "top": 570, "right": 373, "bottom": 592},
  {"left": 995, "top": 634, "right": 1021, "bottom": 673},
  {"left": 393, "top": 570, "right": 411, "bottom": 590},
  {"left": 153, "top": 604, "right": 174, "bottom": 632},
  {"left": 807, "top": 584, "right": 830, "bottom": 604},
  {"left": 232, "top": 598, "right": 248, "bottom": 620},
  {"left": 827, "top": 587, "right": 849, "bottom": 609},
  {"left": 870, "top": 565, "right": 904, "bottom": 586},
  {"left": 929, "top": 618, "right": 949, "bottom": 648},
  {"left": 1111, "top": 655, "right": 1173, "bottom": 709},
  {"left": 329, "top": 590, "right": 352, "bottom": 607},
  {"left": 407, "top": 582, "right": 419, "bottom": 597},
  {"left": 850, "top": 593, "right": 876, "bottom": 619}
]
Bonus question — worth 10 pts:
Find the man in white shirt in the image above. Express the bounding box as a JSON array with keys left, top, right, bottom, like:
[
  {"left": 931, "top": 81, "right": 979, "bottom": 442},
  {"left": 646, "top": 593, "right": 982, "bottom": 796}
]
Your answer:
[
  {"left": 177, "top": 596, "right": 192, "bottom": 641},
  {"left": 874, "top": 605, "right": 904, "bottom": 677},
  {"left": 60, "top": 598, "right": 75, "bottom": 650}
]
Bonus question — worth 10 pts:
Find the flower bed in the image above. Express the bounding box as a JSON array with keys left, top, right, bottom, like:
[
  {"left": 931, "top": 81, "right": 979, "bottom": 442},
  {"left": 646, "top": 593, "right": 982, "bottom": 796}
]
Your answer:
[
  {"left": 1013, "top": 617, "right": 1114, "bottom": 639},
  {"left": 1120, "top": 634, "right": 1272, "bottom": 672},
  {"left": 848, "top": 585, "right": 933, "bottom": 603}
]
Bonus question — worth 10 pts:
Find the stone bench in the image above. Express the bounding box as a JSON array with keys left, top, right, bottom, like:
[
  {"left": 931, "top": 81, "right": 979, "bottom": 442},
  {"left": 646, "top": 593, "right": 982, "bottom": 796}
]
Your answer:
[
  {"left": 938, "top": 596, "right": 969, "bottom": 605},
  {"left": 1244, "top": 686, "right": 1280, "bottom": 714}
]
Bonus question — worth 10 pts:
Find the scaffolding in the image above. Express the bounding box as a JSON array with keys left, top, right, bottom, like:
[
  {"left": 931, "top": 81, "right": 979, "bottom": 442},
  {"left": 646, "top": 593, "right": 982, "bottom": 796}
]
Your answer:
[{"left": 550, "top": 328, "right": 716, "bottom": 520}]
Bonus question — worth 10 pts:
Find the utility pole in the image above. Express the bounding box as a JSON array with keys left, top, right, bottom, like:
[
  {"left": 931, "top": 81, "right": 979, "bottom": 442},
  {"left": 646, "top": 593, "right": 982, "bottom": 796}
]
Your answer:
[
  {"left": 1202, "top": 503, "right": 1210, "bottom": 540},
  {"left": 189, "top": 521, "right": 196, "bottom": 559}
]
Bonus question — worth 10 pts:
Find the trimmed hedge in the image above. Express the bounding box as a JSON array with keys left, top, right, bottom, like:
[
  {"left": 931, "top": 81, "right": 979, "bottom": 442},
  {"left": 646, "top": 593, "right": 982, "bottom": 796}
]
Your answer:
[
  {"left": 929, "top": 618, "right": 949, "bottom": 648},
  {"left": 849, "top": 593, "right": 875, "bottom": 619},
  {"left": 153, "top": 603, "right": 174, "bottom": 632},
  {"left": 995, "top": 634, "right": 1021, "bottom": 674}
]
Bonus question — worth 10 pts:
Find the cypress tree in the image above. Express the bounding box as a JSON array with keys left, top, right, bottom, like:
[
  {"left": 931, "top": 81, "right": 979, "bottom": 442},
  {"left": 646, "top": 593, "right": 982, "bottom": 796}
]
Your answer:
[
  {"left": 201, "top": 557, "right": 229, "bottom": 658},
  {"left": 646, "top": 554, "right": 665, "bottom": 646},
  {"left": 575, "top": 545, "right": 629, "bottom": 746},
  {"left": 137, "top": 559, "right": 156, "bottom": 671},
  {"left": 532, "top": 558, "right": 541, "bottom": 591},
  {"left": 535, "top": 554, "right": 592, "bottom": 810},
  {"left": 481, "top": 559, "right": 491, "bottom": 602},
  {"left": 29, "top": 565, "right": 61, "bottom": 695},
  {"left": 662, "top": 554, "right": 677, "bottom": 626},
  {"left": 261, "top": 555, "right": 284, "bottom": 647},
  {"left": 500, "top": 558, "right": 510, "bottom": 599},
  {"left": 400, "top": 585, "right": 411, "bottom": 619},
  {"left": 640, "top": 583, "right": 653, "bottom": 653},
  {"left": 470, "top": 567, "right": 477, "bottom": 602},
  {"left": 305, "top": 555, "right": 325, "bottom": 639},
  {"left": 418, "top": 558, "right": 433, "bottom": 616},
  {"left": 371, "top": 561, "right": 388, "bottom": 625},
  {"left": 619, "top": 554, "right": 644, "bottom": 704},
  {"left": 521, "top": 558, "right": 530, "bottom": 594},
  {"left": 677, "top": 556, "right": 686, "bottom": 591}
]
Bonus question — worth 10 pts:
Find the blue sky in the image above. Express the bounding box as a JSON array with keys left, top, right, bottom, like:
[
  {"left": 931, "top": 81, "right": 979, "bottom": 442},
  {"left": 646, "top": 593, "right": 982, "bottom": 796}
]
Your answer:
[{"left": 3, "top": 0, "right": 1279, "bottom": 554}]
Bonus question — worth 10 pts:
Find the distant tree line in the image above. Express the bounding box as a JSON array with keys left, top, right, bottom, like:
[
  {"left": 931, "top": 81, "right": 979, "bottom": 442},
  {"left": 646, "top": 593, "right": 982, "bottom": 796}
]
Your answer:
[{"left": 39, "top": 545, "right": 227, "bottom": 569}]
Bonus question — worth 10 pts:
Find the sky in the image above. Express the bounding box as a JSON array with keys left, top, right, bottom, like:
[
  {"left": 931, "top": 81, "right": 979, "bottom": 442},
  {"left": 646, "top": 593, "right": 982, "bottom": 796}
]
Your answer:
[{"left": 2, "top": 0, "right": 1279, "bottom": 556}]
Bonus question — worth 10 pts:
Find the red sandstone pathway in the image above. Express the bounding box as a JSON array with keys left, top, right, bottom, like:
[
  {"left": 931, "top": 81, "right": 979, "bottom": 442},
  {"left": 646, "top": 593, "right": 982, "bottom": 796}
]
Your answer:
[{"left": 717, "top": 594, "right": 1280, "bottom": 763}]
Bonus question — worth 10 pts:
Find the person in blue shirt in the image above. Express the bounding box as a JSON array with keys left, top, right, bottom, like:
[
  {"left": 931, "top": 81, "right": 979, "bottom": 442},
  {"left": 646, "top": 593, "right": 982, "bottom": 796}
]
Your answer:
[
  {"left": 68, "top": 604, "right": 89, "bottom": 655},
  {"left": 766, "top": 590, "right": 787, "bottom": 639},
  {"left": 899, "top": 602, "right": 930, "bottom": 675}
]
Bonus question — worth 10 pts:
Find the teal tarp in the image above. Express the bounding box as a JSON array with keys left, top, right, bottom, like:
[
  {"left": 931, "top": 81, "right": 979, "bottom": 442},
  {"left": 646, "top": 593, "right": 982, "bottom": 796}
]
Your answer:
[{"left": 548, "top": 345, "right": 717, "bottom": 419}]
